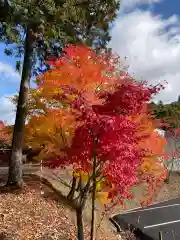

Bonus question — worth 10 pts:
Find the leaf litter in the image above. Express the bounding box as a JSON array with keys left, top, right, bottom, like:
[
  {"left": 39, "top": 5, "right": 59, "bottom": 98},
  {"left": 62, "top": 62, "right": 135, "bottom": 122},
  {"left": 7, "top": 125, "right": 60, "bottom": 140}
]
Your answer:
[{"left": 0, "top": 180, "right": 125, "bottom": 240}]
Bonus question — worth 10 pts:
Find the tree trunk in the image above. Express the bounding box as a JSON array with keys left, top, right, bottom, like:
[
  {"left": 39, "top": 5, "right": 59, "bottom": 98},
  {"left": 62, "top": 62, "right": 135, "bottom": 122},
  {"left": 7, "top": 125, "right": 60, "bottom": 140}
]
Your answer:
[
  {"left": 7, "top": 28, "right": 34, "bottom": 188},
  {"left": 90, "top": 154, "right": 97, "bottom": 240},
  {"left": 76, "top": 207, "right": 84, "bottom": 240}
]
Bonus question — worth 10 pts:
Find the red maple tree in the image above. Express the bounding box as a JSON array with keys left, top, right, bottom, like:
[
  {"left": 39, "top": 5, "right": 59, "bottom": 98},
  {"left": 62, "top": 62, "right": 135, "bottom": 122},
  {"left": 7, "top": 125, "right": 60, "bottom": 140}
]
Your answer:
[
  {"left": 7, "top": 45, "right": 167, "bottom": 240},
  {"left": 44, "top": 46, "right": 166, "bottom": 199}
]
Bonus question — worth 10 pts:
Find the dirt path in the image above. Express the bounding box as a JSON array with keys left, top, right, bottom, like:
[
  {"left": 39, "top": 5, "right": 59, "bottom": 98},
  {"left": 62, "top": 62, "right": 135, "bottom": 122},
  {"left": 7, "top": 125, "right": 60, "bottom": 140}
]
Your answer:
[{"left": 1, "top": 165, "right": 180, "bottom": 205}]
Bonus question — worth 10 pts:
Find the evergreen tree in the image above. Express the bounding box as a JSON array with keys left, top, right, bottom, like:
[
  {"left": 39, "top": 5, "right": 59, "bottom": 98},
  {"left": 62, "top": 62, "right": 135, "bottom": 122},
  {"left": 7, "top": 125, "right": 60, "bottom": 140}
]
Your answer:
[{"left": 0, "top": 0, "right": 120, "bottom": 188}]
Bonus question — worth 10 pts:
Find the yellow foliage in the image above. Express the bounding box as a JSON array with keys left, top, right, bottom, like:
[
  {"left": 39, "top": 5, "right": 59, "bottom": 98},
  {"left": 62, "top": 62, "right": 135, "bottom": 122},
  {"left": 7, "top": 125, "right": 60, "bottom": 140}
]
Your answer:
[
  {"left": 96, "top": 192, "right": 111, "bottom": 204},
  {"left": 74, "top": 171, "right": 89, "bottom": 182},
  {"left": 140, "top": 157, "right": 163, "bottom": 176}
]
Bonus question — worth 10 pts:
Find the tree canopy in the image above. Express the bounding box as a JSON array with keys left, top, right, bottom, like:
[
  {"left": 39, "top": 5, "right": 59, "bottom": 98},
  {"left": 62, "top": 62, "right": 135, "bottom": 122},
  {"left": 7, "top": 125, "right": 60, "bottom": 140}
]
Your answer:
[
  {"left": 18, "top": 45, "right": 167, "bottom": 199},
  {"left": 0, "top": 0, "right": 120, "bottom": 74}
]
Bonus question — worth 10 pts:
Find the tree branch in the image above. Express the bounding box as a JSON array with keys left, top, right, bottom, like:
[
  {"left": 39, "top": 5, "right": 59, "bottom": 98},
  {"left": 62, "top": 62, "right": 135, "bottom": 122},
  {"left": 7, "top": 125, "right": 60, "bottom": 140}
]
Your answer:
[
  {"left": 76, "top": 174, "right": 82, "bottom": 192},
  {"left": 50, "top": 171, "right": 72, "bottom": 188},
  {"left": 67, "top": 174, "right": 77, "bottom": 200}
]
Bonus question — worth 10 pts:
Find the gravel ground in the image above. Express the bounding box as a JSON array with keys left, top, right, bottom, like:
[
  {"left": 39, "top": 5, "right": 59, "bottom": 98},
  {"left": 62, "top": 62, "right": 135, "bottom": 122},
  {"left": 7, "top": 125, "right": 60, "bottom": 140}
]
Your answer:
[
  {"left": 1, "top": 166, "right": 179, "bottom": 240},
  {"left": 155, "top": 171, "right": 180, "bottom": 202},
  {"left": 0, "top": 179, "right": 121, "bottom": 240}
]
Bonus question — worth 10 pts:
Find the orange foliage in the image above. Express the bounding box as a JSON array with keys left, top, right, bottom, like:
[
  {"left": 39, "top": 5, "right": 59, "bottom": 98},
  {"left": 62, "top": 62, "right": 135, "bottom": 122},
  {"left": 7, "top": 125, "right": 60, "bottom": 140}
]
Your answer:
[
  {"left": 0, "top": 121, "right": 11, "bottom": 146},
  {"left": 127, "top": 114, "right": 167, "bottom": 204},
  {"left": 23, "top": 45, "right": 122, "bottom": 161},
  {"left": 129, "top": 114, "right": 167, "bottom": 156},
  {"left": 128, "top": 114, "right": 167, "bottom": 200},
  {"left": 24, "top": 108, "right": 79, "bottom": 161},
  {"left": 36, "top": 45, "right": 120, "bottom": 106}
]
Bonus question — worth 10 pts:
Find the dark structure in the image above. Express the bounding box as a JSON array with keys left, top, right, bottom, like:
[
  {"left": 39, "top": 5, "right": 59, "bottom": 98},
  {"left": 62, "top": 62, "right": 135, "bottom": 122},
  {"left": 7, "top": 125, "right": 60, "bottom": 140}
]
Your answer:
[{"left": 110, "top": 197, "right": 180, "bottom": 240}]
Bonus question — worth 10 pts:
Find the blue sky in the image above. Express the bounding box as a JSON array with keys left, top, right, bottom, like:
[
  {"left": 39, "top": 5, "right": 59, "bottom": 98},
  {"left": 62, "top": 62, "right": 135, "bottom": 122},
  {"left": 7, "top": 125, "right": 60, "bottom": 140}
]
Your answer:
[
  {"left": 1, "top": 0, "right": 180, "bottom": 124},
  {"left": 149, "top": 0, "right": 180, "bottom": 18}
]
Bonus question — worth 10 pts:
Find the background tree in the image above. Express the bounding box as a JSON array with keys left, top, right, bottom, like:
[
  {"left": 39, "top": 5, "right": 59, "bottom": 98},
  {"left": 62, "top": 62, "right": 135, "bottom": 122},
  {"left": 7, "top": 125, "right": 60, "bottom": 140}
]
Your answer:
[
  {"left": 0, "top": 121, "right": 11, "bottom": 150},
  {"left": 149, "top": 95, "right": 180, "bottom": 183},
  {"left": 0, "top": 0, "right": 120, "bottom": 188},
  {"left": 149, "top": 99, "right": 180, "bottom": 130}
]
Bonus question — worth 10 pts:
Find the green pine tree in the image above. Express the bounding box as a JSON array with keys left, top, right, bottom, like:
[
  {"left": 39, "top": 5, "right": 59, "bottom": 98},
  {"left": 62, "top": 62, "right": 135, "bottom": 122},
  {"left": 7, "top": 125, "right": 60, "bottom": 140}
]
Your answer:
[{"left": 0, "top": 0, "right": 120, "bottom": 188}]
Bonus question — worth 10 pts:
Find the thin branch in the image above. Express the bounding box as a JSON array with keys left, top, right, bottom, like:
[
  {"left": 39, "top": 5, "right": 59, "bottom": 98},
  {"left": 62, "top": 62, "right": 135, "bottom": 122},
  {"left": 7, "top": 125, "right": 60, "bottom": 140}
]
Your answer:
[
  {"left": 76, "top": 174, "right": 82, "bottom": 192},
  {"left": 95, "top": 198, "right": 120, "bottom": 236},
  {"left": 88, "top": 176, "right": 106, "bottom": 193},
  {"left": 90, "top": 153, "right": 97, "bottom": 240},
  {"left": 96, "top": 176, "right": 106, "bottom": 184},
  {"left": 48, "top": 171, "right": 71, "bottom": 188},
  {"left": 79, "top": 177, "right": 92, "bottom": 208},
  {"left": 59, "top": 126, "right": 68, "bottom": 146},
  {"left": 67, "top": 173, "right": 77, "bottom": 200}
]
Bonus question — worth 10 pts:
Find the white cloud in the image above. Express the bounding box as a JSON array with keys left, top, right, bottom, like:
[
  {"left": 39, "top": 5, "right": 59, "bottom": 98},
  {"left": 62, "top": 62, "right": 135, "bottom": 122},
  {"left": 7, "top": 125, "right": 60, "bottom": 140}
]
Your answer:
[
  {"left": 0, "top": 62, "right": 19, "bottom": 124},
  {"left": 110, "top": 7, "right": 180, "bottom": 103},
  {"left": 0, "top": 96, "right": 15, "bottom": 125},
  {"left": 120, "top": 0, "right": 162, "bottom": 12},
  {"left": 0, "top": 62, "right": 20, "bottom": 82}
]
